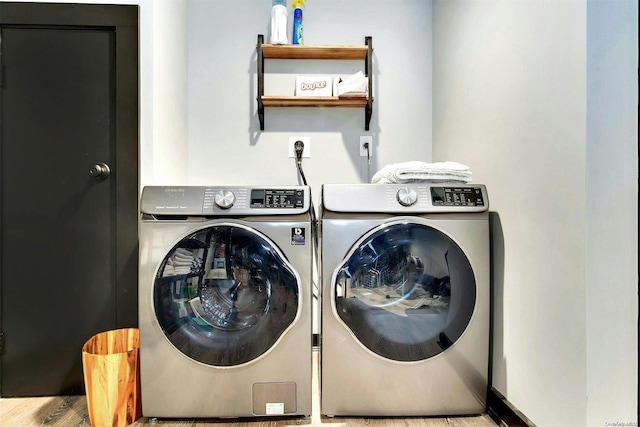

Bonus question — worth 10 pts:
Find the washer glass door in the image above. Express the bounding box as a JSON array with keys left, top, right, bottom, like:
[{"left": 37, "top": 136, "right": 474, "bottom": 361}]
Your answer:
[
  {"left": 154, "top": 224, "right": 299, "bottom": 366},
  {"left": 333, "top": 221, "right": 475, "bottom": 361}
]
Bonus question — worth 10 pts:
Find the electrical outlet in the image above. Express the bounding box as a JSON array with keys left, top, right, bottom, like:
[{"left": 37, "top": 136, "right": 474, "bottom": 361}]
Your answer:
[
  {"left": 288, "top": 136, "right": 311, "bottom": 157},
  {"left": 360, "top": 136, "right": 373, "bottom": 157}
]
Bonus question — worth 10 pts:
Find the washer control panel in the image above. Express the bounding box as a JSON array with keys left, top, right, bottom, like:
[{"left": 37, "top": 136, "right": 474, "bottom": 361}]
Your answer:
[{"left": 141, "top": 186, "right": 310, "bottom": 216}]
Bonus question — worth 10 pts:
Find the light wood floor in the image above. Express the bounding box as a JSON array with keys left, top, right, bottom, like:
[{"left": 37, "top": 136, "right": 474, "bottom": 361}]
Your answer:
[{"left": 0, "top": 351, "right": 500, "bottom": 427}]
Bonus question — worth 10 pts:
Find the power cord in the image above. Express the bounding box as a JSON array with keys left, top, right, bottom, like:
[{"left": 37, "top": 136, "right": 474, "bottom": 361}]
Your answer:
[
  {"left": 293, "top": 140, "right": 320, "bottom": 302},
  {"left": 364, "top": 142, "right": 371, "bottom": 182},
  {"left": 294, "top": 140, "right": 308, "bottom": 186}
]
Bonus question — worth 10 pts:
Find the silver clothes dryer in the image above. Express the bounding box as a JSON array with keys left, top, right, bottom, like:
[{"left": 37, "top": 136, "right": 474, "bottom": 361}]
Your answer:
[
  {"left": 139, "top": 186, "right": 312, "bottom": 419},
  {"left": 320, "top": 183, "right": 490, "bottom": 417}
]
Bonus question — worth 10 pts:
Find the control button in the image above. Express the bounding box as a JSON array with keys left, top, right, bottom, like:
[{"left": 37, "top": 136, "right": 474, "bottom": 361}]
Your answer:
[
  {"left": 214, "top": 189, "right": 235, "bottom": 209},
  {"left": 396, "top": 187, "right": 418, "bottom": 207}
]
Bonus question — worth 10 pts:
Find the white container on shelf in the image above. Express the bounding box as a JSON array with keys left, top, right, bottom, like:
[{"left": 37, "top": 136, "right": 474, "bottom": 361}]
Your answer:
[{"left": 270, "top": 0, "right": 288, "bottom": 44}]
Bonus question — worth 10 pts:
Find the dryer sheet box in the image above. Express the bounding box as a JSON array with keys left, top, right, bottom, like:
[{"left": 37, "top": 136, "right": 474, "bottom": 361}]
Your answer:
[{"left": 295, "top": 75, "right": 333, "bottom": 96}]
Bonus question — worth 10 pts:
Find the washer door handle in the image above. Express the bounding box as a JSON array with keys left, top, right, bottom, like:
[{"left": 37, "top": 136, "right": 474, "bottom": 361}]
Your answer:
[{"left": 90, "top": 163, "right": 110, "bottom": 180}]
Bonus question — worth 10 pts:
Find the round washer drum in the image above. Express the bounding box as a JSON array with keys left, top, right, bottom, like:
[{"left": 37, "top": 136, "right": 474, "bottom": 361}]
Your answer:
[{"left": 153, "top": 223, "right": 300, "bottom": 367}]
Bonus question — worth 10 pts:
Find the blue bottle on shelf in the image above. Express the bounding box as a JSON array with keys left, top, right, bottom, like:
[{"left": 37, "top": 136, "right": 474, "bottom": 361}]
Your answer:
[{"left": 292, "top": 7, "right": 303, "bottom": 45}]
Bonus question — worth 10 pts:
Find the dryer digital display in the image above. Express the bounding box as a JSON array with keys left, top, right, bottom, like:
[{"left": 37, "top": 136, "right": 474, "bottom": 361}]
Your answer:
[{"left": 430, "top": 186, "right": 485, "bottom": 207}]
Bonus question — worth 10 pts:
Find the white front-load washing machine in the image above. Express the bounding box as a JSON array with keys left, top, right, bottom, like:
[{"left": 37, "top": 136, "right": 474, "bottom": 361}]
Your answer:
[
  {"left": 320, "top": 183, "right": 490, "bottom": 417},
  {"left": 139, "top": 186, "right": 312, "bottom": 419}
]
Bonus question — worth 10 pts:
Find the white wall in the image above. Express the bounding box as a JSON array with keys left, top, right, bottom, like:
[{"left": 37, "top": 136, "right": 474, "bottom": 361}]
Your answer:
[
  {"left": 150, "top": 0, "right": 189, "bottom": 186},
  {"left": 186, "top": 0, "right": 433, "bottom": 203},
  {"left": 433, "top": 1, "right": 637, "bottom": 426},
  {"left": 586, "top": 0, "right": 638, "bottom": 424}
]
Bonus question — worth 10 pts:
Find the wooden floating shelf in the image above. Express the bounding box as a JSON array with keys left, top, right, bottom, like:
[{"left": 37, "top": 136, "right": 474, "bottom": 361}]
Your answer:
[
  {"left": 256, "top": 35, "right": 373, "bottom": 130},
  {"left": 260, "top": 96, "right": 370, "bottom": 108},
  {"left": 261, "top": 44, "right": 369, "bottom": 60}
]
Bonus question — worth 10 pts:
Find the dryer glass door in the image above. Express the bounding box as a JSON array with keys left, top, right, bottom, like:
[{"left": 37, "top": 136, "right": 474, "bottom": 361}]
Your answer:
[
  {"left": 153, "top": 224, "right": 299, "bottom": 366},
  {"left": 333, "top": 222, "right": 475, "bottom": 361}
]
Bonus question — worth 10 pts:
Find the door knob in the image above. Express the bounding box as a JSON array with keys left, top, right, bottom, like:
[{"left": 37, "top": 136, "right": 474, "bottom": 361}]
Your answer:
[{"left": 90, "top": 163, "right": 110, "bottom": 180}]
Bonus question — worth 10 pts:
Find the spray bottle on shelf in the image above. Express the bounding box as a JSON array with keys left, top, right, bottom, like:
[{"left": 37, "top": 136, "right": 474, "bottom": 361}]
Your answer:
[
  {"left": 270, "top": 0, "right": 288, "bottom": 44},
  {"left": 291, "top": 0, "right": 306, "bottom": 45}
]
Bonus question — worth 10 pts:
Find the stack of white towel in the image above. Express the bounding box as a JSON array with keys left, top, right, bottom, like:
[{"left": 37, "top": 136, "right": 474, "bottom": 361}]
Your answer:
[
  {"left": 163, "top": 248, "right": 198, "bottom": 277},
  {"left": 371, "top": 161, "right": 472, "bottom": 184}
]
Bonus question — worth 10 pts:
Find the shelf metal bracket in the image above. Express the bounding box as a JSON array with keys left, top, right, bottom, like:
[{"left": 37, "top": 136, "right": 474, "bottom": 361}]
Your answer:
[
  {"left": 257, "top": 34, "right": 265, "bottom": 130},
  {"left": 365, "top": 36, "right": 373, "bottom": 131}
]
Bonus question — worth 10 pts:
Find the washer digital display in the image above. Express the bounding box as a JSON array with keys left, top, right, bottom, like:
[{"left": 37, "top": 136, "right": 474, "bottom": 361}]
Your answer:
[{"left": 250, "top": 189, "right": 304, "bottom": 209}]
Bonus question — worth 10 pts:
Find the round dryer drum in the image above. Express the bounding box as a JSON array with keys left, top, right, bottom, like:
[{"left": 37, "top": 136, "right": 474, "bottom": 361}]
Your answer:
[
  {"left": 154, "top": 224, "right": 300, "bottom": 366},
  {"left": 332, "top": 220, "right": 475, "bottom": 362}
]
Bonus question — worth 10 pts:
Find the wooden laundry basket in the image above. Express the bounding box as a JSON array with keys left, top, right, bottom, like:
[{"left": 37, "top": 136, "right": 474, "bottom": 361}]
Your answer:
[{"left": 82, "top": 328, "right": 142, "bottom": 427}]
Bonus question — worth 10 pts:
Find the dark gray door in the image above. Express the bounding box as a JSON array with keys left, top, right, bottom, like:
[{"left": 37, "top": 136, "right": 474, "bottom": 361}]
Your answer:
[{"left": 0, "top": 3, "right": 138, "bottom": 396}]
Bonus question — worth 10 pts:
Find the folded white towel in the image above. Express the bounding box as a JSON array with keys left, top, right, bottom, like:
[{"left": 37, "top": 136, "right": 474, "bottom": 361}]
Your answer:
[
  {"left": 174, "top": 248, "right": 194, "bottom": 257},
  {"left": 172, "top": 261, "right": 193, "bottom": 268},
  {"left": 371, "top": 161, "right": 472, "bottom": 184},
  {"left": 173, "top": 253, "right": 194, "bottom": 262},
  {"left": 162, "top": 265, "right": 175, "bottom": 277}
]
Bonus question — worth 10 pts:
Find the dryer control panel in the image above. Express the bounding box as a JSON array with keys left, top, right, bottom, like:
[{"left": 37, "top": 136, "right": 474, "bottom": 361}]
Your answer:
[
  {"left": 322, "top": 183, "right": 488, "bottom": 213},
  {"left": 430, "top": 186, "right": 485, "bottom": 207}
]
